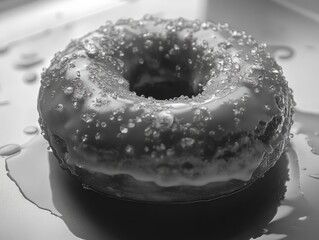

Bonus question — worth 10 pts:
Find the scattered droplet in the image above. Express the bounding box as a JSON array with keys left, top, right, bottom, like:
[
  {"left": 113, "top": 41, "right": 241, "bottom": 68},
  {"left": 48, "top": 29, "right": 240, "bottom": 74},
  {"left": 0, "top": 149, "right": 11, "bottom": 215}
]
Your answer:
[
  {"left": 144, "top": 127, "right": 152, "bottom": 137},
  {"left": 120, "top": 126, "right": 128, "bottom": 134},
  {"left": 166, "top": 148, "right": 175, "bottom": 156},
  {"left": 64, "top": 86, "right": 74, "bottom": 95},
  {"left": 81, "top": 134, "right": 88, "bottom": 142},
  {"left": 55, "top": 104, "right": 64, "bottom": 112},
  {"left": 81, "top": 113, "right": 96, "bottom": 123},
  {"left": 0, "top": 144, "right": 21, "bottom": 157},
  {"left": 15, "top": 55, "right": 43, "bottom": 69},
  {"left": 155, "top": 110, "right": 174, "bottom": 130},
  {"left": 95, "top": 133, "right": 101, "bottom": 140},
  {"left": 0, "top": 45, "right": 9, "bottom": 54},
  {"left": 0, "top": 100, "right": 10, "bottom": 106},
  {"left": 298, "top": 216, "right": 308, "bottom": 221},
  {"left": 128, "top": 121, "right": 135, "bottom": 128},
  {"left": 125, "top": 145, "right": 134, "bottom": 155},
  {"left": 144, "top": 39, "right": 153, "bottom": 49},
  {"left": 84, "top": 42, "right": 98, "bottom": 56},
  {"left": 265, "top": 105, "right": 271, "bottom": 111},
  {"left": 23, "top": 72, "right": 38, "bottom": 84},
  {"left": 23, "top": 126, "right": 39, "bottom": 135},
  {"left": 180, "top": 137, "right": 195, "bottom": 148}
]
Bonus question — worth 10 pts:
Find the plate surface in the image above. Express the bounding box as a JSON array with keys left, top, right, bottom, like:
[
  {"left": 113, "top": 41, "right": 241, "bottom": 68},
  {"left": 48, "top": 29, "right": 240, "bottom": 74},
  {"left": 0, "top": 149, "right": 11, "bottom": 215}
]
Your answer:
[{"left": 1, "top": 0, "right": 319, "bottom": 239}]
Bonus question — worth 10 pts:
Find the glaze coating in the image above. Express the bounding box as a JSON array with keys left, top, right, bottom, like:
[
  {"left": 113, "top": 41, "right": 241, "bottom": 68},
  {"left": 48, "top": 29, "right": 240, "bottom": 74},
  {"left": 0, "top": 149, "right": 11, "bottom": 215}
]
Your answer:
[{"left": 38, "top": 16, "right": 294, "bottom": 202}]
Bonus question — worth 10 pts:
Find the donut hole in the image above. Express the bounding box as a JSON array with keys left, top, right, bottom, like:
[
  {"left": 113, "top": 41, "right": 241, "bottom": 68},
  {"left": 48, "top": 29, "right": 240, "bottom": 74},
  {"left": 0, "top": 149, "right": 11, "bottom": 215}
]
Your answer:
[{"left": 122, "top": 39, "right": 208, "bottom": 100}]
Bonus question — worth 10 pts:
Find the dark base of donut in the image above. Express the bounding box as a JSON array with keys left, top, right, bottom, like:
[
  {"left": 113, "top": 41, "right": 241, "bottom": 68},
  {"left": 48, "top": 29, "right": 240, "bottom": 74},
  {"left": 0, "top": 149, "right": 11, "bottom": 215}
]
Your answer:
[
  {"left": 69, "top": 142, "right": 285, "bottom": 203},
  {"left": 40, "top": 111, "right": 288, "bottom": 202},
  {"left": 41, "top": 115, "right": 286, "bottom": 202}
]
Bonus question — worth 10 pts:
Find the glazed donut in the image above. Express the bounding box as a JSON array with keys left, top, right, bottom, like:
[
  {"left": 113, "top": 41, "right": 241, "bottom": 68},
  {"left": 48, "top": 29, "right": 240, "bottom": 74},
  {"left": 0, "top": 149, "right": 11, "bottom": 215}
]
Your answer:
[{"left": 37, "top": 16, "right": 294, "bottom": 202}]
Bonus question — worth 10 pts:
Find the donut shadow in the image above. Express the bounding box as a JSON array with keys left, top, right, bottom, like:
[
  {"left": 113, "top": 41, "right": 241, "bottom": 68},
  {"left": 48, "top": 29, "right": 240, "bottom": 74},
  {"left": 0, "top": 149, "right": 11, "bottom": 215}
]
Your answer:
[{"left": 49, "top": 153, "right": 289, "bottom": 240}]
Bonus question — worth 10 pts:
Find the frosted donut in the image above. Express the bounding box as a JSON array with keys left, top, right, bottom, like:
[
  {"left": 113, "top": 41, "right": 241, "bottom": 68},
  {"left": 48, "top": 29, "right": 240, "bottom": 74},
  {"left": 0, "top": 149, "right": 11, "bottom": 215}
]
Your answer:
[{"left": 37, "top": 16, "right": 294, "bottom": 202}]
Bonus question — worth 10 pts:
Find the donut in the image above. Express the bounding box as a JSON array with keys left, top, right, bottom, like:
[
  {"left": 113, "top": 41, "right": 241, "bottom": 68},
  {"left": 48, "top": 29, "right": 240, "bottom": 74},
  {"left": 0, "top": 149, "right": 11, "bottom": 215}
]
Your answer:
[{"left": 37, "top": 15, "right": 294, "bottom": 202}]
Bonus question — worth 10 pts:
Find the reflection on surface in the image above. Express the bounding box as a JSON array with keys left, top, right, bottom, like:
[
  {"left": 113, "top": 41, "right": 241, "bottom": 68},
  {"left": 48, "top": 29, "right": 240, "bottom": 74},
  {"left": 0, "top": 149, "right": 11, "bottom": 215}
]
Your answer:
[
  {"left": 6, "top": 133, "right": 289, "bottom": 240},
  {"left": 5, "top": 121, "right": 319, "bottom": 239},
  {"left": 49, "top": 152, "right": 289, "bottom": 240}
]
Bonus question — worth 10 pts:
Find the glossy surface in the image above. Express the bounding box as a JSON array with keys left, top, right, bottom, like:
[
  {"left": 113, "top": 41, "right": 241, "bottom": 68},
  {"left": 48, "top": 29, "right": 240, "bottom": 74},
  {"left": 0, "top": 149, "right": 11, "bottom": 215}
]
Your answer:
[{"left": 38, "top": 16, "right": 293, "bottom": 197}]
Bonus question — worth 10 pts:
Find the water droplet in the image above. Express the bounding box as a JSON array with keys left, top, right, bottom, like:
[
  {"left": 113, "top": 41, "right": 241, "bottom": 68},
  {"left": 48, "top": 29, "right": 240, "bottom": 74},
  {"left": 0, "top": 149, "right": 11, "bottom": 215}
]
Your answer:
[
  {"left": 118, "top": 78, "right": 124, "bottom": 84},
  {"left": 144, "top": 39, "right": 153, "bottom": 49},
  {"left": 84, "top": 42, "right": 98, "bottom": 56},
  {"left": 0, "top": 100, "right": 10, "bottom": 106},
  {"left": 202, "top": 40, "right": 209, "bottom": 49},
  {"left": 156, "top": 143, "right": 166, "bottom": 151},
  {"left": 128, "top": 121, "right": 135, "bottom": 128},
  {"left": 55, "top": 104, "right": 64, "bottom": 112},
  {"left": 271, "top": 68, "right": 279, "bottom": 74},
  {"left": 145, "top": 127, "right": 152, "bottom": 137},
  {"left": 231, "top": 30, "right": 242, "bottom": 38},
  {"left": 69, "top": 63, "right": 76, "bottom": 68},
  {"left": 120, "top": 126, "right": 128, "bottom": 134},
  {"left": 218, "top": 41, "right": 232, "bottom": 49},
  {"left": 81, "top": 113, "right": 96, "bottom": 123},
  {"left": 23, "top": 126, "right": 38, "bottom": 135},
  {"left": 201, "top": 21, "right": 209, "bottom": 29},
  {"left": 23, "top": 72, "right": 37, "bottom": 83},
  {"left": 0, "top": 144, "right": 21, "bottom": 156},
  {"left": 166, "top": 148, "right": 175, "bottom": 156},
  {"left": 153, "top": 130, "right": 160, "bottom": 138},
  {"left": 144, "top": 146, "right": 150, "bottom": 152},
  {"left": 125, "top": 145, "right": 135, "bottom": 155},
  {"left": 0, "top": 45, "right": 9, "bottom": 54},
  {"left": 72, "top": 101, "right": 79, "bottom": 109},
  {"left": 209, "top": 130, "right": 215, "bottom": 136},
  {"left": 101, "top": 122, "right": 107, "bottom": 128},
  {"left": 265, "top": 105, "right": 271, "bottom": 111},
  {"left": 81, "top": 134, "right": 88, "bottom": 142},
  {"left": 15, "top": 55, "right": 43, "bottom": 69},
  {"left": 298, "top": 216, "right": 308, "bottom": 221},
  {"left": 64, "top": 86, "right": 74, "bottom": 95},
  {"left": 95, "top": 133, "right": 101, "bottom": 140},
  {"left": 180, "top": 137, "right": 195, "bottom": 148},
  {"left": 155, "top": 110, "right": 174, "bottom": 130},
  {"left": 132, "top": 47, "right": 139, "bottom": 53},
  {"left": 136, "top": 117, "right": 142, "bottom": 123}
]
